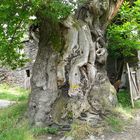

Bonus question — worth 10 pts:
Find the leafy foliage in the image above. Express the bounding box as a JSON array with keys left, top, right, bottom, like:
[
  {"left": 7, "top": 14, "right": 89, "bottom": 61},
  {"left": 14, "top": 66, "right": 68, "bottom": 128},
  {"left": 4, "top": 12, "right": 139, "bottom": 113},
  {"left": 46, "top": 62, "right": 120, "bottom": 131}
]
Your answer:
[
  {"left": 0, "top": 0, "right": 73, "bottom": 69},
  {"left": 1, "top": 0, "right": 140, "bottom": 68},
  {"left": 0, "top": 0, "right": 32, "bottom": 69},
  {"left": 107, "top": 0, "right": 140, "bottom": 58},
  {"left": 37, "top": 0, "right": 73, "bottom": 22}
]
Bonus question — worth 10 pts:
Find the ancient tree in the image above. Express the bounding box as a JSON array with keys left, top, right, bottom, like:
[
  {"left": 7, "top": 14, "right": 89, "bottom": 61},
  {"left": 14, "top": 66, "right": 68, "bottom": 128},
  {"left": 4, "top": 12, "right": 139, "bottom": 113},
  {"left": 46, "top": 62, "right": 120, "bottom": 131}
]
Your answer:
[{"left": 29, "top": 0, "right": 123, "bottom": 126}]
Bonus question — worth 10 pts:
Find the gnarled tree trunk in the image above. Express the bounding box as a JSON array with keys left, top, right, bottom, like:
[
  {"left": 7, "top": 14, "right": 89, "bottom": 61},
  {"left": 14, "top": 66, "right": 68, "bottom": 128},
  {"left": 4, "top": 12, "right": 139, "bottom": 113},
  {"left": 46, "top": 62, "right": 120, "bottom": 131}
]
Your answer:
[{"left": 29, "top": 0, "right": 123, "bottom": 127}]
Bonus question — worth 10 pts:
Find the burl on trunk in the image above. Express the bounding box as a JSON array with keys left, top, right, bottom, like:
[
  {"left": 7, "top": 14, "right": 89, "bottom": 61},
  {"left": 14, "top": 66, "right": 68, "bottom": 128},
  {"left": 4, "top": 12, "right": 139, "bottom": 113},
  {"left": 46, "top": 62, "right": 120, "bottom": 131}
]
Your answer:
[{"left": 29, "top": 0, "right": 123, "bottom": 126}]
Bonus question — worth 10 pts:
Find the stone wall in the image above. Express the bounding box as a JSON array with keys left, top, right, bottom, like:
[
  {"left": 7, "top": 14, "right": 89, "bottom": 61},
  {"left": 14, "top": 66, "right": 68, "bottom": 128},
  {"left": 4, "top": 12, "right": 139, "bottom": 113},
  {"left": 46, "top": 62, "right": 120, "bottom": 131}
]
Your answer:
[{"left": 0, "top": 40, "right": 38, "bottom": 88}]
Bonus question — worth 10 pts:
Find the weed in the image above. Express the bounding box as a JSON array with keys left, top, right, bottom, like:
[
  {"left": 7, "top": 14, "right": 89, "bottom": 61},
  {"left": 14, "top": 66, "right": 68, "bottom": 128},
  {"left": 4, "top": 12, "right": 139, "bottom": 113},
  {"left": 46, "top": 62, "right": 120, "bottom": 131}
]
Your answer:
[
  {"left": 66, "top": 121, "right": 104, "bottom": 140},
  {"left": 117, "top": 89, "right": 140, "bottom": 109},
  {"left": 117, "top": 90, "right": 131, "bottom": 107},
  {"left": 47, "top": 127, "right": 58, "bottom": 134},
  {"left": 105, "top": 115, "right": 127, "bottom": 132},
  {"left": 105, "top": 104, "right": 133, "bottom": 133},
  {"left": 32, "top": 127, "right": 58, "bottom": 136}
]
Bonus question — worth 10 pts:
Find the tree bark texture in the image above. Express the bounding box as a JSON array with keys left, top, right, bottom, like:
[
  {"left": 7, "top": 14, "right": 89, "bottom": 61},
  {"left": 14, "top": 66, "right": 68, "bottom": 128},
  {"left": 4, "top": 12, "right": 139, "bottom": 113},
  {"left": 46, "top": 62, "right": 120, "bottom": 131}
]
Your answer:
[{"left": 29, "top": 0, "right": 123, "bottom": 126}]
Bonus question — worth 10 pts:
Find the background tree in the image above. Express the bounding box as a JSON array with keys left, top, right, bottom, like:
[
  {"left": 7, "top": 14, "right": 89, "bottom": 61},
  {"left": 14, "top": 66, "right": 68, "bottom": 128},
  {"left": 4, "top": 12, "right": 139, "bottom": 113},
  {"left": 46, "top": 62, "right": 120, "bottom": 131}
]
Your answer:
[
  {"left": 106, "top": 0, "right": 140, "bottom": 83},
  {"left": 0, "top": 0, "right": 31, "bottom": 69},
  {"left": 107, "top": 0, "right": 140, "bottom": 59},
  {"left": 0, "top": 0, "right": 124, "bottom": 127}
]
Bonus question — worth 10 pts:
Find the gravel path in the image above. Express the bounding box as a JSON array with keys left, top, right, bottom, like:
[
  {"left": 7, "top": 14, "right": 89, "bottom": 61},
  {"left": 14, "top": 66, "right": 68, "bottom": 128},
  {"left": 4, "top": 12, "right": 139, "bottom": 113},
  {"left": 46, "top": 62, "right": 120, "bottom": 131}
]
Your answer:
[{"left": 0, "top": 99, "right": 16, "bottom": 108}]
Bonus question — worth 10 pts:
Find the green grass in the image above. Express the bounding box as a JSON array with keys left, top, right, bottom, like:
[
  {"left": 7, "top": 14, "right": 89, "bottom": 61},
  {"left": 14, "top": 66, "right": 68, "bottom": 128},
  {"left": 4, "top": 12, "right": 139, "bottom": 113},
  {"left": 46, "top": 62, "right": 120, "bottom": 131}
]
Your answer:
[
  {"left": 0, "top": 102, "right": 34, "bottom": 140},
  {"left": 0, "top": 83, "right": 59, "bottom": 140},
  {"left": 31, "top": 127, "right": 58, "bottom": 136},
  {"left": 0, "top": 83, "right": 29, "bottom": 101},
  {"left": 0, "top": 101, "right": 58, "bottom": 140},
  {"left": 116, "top": 89, "right": 140, "bottom": 110},
  {"left": 105, "top": 115, "right": 126, "bottom": 132},
  {"left": 105, "top": 90, "right": 140, "bottom": 132},
  {"left": 0, "top": 84, "right": 33, "bottom": 140},
  {"left": 1, "top": 84, "right": 140, "bottom": 138},
  {"left": 117, "top": 90, "right": 131, "bottom": 107},
  {"left": 105, "top": 104, "right": 133, "bottom": 132}
]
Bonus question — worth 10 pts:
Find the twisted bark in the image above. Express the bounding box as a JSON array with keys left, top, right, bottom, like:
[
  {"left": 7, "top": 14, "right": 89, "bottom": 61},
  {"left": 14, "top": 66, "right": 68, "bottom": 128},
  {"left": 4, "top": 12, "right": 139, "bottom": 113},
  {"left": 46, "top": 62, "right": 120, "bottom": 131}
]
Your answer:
[{"left": 29, "top": 0, "right": 122, "bottom": 126}]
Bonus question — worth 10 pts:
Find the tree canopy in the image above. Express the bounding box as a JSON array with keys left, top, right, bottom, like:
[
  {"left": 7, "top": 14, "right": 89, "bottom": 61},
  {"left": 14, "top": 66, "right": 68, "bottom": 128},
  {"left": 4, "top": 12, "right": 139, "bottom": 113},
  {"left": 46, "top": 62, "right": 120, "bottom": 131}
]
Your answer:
[
  {"left": 107, "top": 0, "right": 140, "bottom": 58},
  {"left": 0, "top": 0, "right": 140, "bottom": 69},
  {"left": 0, "top": 0, "right": 74, "bottom": 69}
]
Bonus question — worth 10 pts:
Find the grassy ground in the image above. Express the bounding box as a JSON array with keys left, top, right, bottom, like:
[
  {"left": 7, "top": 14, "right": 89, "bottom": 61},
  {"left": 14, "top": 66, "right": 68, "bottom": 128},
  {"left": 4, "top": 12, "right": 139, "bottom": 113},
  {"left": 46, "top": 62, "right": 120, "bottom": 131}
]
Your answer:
[
  {"left": 105, "top": 90, "right": 140, "bottom": 132},
  {"left": 0, "top": 102, "right": 34, "bottom": 140},
  {"left": 0, "top": 102, "right": 58, "bottom": 140},
  {"left": 0, "top": 83, "right": 29, "bottom": 101},
  {"left": 0, "top": 84, "right": 58, "bottom": 140},
  {"left": 0, "top": 84, "right": 33, "bottom": 140},
  {"left": 0, "top": 84, "right": 140, "bottom": 140}
]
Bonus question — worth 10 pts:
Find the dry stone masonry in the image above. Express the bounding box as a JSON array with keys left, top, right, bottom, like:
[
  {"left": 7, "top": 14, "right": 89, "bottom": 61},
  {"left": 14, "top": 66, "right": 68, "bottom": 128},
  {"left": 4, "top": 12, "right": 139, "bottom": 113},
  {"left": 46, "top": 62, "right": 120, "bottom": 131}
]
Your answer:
[{"left": 0, "top": 40, "right": 38, "bottom": 88}]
